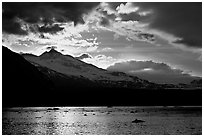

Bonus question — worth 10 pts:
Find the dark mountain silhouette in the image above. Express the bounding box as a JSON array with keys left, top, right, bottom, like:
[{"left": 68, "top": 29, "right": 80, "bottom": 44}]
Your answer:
[
  {"left": 177, "top": 79, "right": 202, "bottom": 89},
  {"left": 3, "top": 46, "right": 202, "bottom": 107},
  {"left": 3, "top": 46, "right": 54, "bottom": 90},
  {"left": 3, "top": 46, "right": 54, "bottom": 107},
  {"left": 190, "top": 79, "right": 202, "bottom": 86}
]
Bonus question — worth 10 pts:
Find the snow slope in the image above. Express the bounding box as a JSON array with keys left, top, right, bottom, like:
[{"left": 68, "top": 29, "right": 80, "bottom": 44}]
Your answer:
[{"left": 23, "top": 49, "right": 151, "bottom": 87}]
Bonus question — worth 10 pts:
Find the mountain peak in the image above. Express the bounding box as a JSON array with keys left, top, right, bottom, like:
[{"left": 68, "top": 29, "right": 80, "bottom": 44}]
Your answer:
[
  {"left": 48, "top": 48, "right": 61, "bottom": 54},
  {"left": 40, "top": 49, "right": 63, "bottom": 59}
]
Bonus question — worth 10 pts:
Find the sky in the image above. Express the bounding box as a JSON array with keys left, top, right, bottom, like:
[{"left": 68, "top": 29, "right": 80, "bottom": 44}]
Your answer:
[{"left": 2, "top": 2, "right": 202, "bottom": 84}]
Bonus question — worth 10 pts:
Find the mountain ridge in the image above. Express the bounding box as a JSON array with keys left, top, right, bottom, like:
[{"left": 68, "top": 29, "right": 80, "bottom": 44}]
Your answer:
[
  {"left": 23, "top": 48, "right": 155, "bottom": 88},
  {"left": 22, "top": 48, "right": 201, "bottom": 89},
  {"left": 3, "top": 46, "right": 202, "bottom": 107}
]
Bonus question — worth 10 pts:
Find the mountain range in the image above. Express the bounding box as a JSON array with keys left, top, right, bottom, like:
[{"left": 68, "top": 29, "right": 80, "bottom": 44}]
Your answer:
[
  {"left": 2, "top": 46, "right": 202, "bottom": 107},
  {"left": 22, "top": 48, "right": 158, "bottom": 89}
]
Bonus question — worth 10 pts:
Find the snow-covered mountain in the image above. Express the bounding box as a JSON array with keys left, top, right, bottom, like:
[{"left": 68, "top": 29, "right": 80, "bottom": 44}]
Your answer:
[{"left": 23, "top": 49, "right": 156, "bottom": 89}]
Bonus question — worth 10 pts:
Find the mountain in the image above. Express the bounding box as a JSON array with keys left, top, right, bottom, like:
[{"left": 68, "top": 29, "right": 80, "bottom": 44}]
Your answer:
[
  {"left": 177, "top": 79, "right": 202, "bottom": 89},
  {"left": 23, "top": 49, "right": 202, "bottom": 90},
  {"left": 3, "top": 46, "right": 53, "bottom": 90},
  {"left": 23, "top": 49, "right": 157, "bottom": 89},
  {"left": 3, "top": 47, "right": 202, "bottom": 107},
  {"left": 2, "top": 46, "right": 54, "bottom": 107},
  {"left": 190, "top": 79, "right": 202, "bottom": 86}
]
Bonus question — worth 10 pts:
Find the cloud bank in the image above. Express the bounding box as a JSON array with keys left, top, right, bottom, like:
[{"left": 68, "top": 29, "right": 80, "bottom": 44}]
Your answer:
[{"left": 107, "top": 60, "right": 199, "bottom": 84}]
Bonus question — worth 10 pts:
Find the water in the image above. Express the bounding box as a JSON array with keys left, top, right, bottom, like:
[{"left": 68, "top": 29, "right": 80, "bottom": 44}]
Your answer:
[{"left": 2, "top": 106, "right": 202, "bottom": 135}]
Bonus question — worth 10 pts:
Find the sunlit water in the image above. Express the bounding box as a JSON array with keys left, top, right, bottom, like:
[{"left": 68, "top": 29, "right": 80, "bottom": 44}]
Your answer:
[{"left": 2, "top": 106, "right": 202, "bottom": 135}]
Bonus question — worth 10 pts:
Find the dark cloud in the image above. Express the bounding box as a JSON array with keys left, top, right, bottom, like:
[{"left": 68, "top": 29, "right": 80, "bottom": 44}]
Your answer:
[
  {"left": 39, "top": 34, "right": 50, "bottom": 39},
  {"left": 133, "top": 2, "right": 202, "bottom": 48},
  {"left": 108, "top": 2, "right": 126, "bottom": 10},
  {"left": 17, "top": 39, "right": 36, "bottom": 45},
  {"left": 120, "top": 27, "right": 155, "bottom": 42},
  {"left": 2, "top": 2, "right": 100, "bottom": 35},
  {"left": 76, "top": 53, "right": 92, "bottom": 60},
  {"left": 95, "top": 7, "right": 115, "bottom": 27},
  {"left": 173, "top": 38, "right": 201, "bottom": 47},
  {"left": 119, "top": 12, "right": 152, "bottom": 22},
  {"left": 38, "top": 24, "right": 64, "bottom": 34},
  {"left": 96, "top": 6, "right": 117, "bottom": 20},
  {"left": 99, "top": 17, "right": 110, "bottom": 27},
  {"left": 107, "top": 2, "right": 201, "bottom": 48},
  {"left": 138, "top": 33, "right": 155, "bottom": 42},
  {"left": 46, "top": 46, "right": 57, "bottom": 50},
  {"left": 107, "top": 60, "right": 198, "bottom": 84},
  {"left": 2, "top": 18, "right": 28, "bottom": 35}
]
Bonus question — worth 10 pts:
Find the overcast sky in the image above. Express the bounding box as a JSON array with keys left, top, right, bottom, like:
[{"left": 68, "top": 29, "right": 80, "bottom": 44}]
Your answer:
[{"left": 2, "top": 2, "right": 202, "bottom": 84}]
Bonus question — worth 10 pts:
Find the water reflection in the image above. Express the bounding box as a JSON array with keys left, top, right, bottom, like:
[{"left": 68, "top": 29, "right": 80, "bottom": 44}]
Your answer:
[
  {"left": 31, "top": 110, "right": 56, "bottom": 134},
  {"left": 29, "top": 107, "right": 110, "bottom": 134},
  {"left": 2, "top": 107, "right": 155, "bottom": 134},
  {"left": 2, "top": 107, "right": 202, "bottom": 135}
]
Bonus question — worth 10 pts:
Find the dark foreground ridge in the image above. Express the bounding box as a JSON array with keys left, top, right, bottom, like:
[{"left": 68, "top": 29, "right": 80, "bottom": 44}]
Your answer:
[
  {"left": 2, "top": 46, "right": 202, "bottom": 107},
  {"left": 3, "top": 87, "right": 202, "bottom": 107}
]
